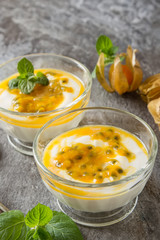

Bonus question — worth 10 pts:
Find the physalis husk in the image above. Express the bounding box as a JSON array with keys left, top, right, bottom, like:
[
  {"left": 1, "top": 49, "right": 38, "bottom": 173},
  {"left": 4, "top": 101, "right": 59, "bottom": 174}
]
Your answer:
[{"left": 96, "top": 46, "right": 143, "bottom": 95}]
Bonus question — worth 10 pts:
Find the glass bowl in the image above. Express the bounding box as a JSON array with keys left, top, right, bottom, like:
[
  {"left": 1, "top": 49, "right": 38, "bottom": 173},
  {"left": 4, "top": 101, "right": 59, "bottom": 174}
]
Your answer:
[
  {"left": 33, "top": 107, "right": 158, "bottom": 227},
  {"left": 0, "top": 54, "right": 92, "bottom": 155}
]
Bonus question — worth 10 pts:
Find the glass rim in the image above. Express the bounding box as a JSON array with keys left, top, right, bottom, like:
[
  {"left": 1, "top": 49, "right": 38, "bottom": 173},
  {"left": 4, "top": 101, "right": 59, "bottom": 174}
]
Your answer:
[
  {"left": 0, "top": 53, "right": 92, "bottom": 116},
  {"left": 33, "top": 107, "right": 158, "bottom": 188}
]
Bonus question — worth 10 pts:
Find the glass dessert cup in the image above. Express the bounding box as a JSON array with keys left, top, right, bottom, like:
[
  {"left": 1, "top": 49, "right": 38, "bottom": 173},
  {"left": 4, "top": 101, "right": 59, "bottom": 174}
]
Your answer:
[
  {"left": 0, "top": 53, "right": 91, "bottom": 155},
  {"left": 33, "top": 107, "right": 158, "bottom": 227}
]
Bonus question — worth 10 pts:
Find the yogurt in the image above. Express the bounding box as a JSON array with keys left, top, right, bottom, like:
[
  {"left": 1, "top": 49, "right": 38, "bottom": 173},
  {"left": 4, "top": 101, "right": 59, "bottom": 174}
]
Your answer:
[
  {"left": 0, "top": 69, "right": 85, "bottom": 142},
  {"left": 42, "top": 125, "right": 149, "bottom": 212}
]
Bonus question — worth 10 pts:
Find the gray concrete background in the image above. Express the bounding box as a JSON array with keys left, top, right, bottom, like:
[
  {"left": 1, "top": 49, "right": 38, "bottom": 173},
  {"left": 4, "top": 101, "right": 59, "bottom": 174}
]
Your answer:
[{"left": 0, "top": 0, "right": 160, "bottom": 239}]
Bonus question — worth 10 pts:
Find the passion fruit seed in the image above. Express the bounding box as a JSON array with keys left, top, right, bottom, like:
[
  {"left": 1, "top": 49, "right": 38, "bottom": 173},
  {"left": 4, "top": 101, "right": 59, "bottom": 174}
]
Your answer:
[
  {"left": 113, "top": 145, "right": 119, "bottom": 149},
  {"left": 68, "top": 171, "right": 73, "bottom": 175},
  {"left": 117, "top": 168, "right": 123, "bottom": 174},
  {"left": 97, "top": 168, "right": 102, "bottom": 171},
  {"left": 106, "top": 149, "right": 112, "bottom": 154},
  {"left": 112, "top": 160, "right": 118, "bottom": 164},
  {"left": 62, "top": 79, "right": 68, "bottom": 83},
  {"left": 59, "top": 151, "right": 65, "bottom": 155},
  {"left": 107, "top": 129, "right": 114, "bottom": 132},
  {"left": 99, "top": 132, "right": 104, "bottom": 136},
  {"left": 114, "top": 135, "right": 120, "bottom": 141},
  {"left": 126, "top": 151, "right": 131, "bottom": 157},
  {"left": 80, "top": 164, "right": 86, "bottom": 169},
  {"left": 76, "top": 155, "right": 83, "bottom": 160},
  {"left": 56, "top": 162, "right": 62, "bottom": 168},
  {"left": 87, "top": 145, "right": 93, "bottom": 150},
  {"left": 111, "top": 172, "right": 118, "bottom": 178},
  {"left": 98, "top": 175, "right": 103, "bottom": 179},
  {"left": 89, "top": 152, "right": 95, "bottom": 157}
]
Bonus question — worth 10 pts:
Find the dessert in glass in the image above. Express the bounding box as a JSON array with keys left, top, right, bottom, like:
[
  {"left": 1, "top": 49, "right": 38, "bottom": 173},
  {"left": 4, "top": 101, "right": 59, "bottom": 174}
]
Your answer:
[
  {"left": 33, "top": 107, "right": 158, "bottom": 227},
  {"left": 0, "top": 54, "right": 91, "bottom": 155}
]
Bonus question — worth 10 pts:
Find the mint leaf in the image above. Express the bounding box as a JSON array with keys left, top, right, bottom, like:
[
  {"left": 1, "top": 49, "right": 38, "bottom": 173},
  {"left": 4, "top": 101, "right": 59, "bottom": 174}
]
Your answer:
[
  {"left": 119, "top": 55, "right": 125, "bottom": 62},
  {"left": 35, "top": 226, "right": 52, "bottom": 240},
  {"left": 36, "top": 72, "right": 49, "bottom": 85},
  {"left": 18, "top": 78, "right": 35, "bottom": 94},
  {"left": 46, "top": 211, "right": 83, "bottom": 240},
  {"left": 104, "top": 55, "right": 124, "bottom": 66},
  {"left": 104, "top": 56, "right": 115, "bottom": 66},
  {"left": 27, "top": 73, "right": 37, "bottom": 81},
  {"left": 108, "top": 46, "right": 119, "bottom": 56},
  {"left": 17, "top": 75, "right": 26, "bottom": 79},
  {"left": 26, "top": 227, "right": 52, "bottom": 240},
  {"left": 96, "top": 35, "right": 113, "bottom": 55},
  {"left": 0, "top": 210, "right": 29, "bottom": 240},
  {"left": 92, "top": 67, "right": 96, "bottom": 78},
  {"left": 25, "top": 203, "right": 53, "bottom": 228},
  {"left": 8, "top": 78, "right": 19, "bottom": 89},
  {"left": 26, "top": 229, "right": 35, "bottom": 240},
  {"left": 17, "top": 58, "right": 34, "bottom": 75}
]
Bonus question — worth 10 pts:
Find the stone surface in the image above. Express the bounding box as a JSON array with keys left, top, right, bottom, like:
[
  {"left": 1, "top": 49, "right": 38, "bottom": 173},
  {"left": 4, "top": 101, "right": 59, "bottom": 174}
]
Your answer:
[{"left": 0, "top": 0, "right": 160, "bottom": 239}]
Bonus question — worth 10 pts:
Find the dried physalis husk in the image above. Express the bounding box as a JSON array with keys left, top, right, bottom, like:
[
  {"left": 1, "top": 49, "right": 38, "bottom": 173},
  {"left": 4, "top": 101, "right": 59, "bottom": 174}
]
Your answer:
[
  {"left": 148, "top": 98, "right": 160, "bottom": 129},
  {"left": 139, "top": 73, "right": 160, "bottom": 103},
  {"left": 96, "top": 53, "right": 114, "bottom": 93},
  {"left": 109, "top": 54, "right": 129, "bottom": 95},
  {"left": 139, "top": 73, "right": 160, "bottom": 129},
  {"left": 96, "top": 46, "right": 143, "bottom": 95},
  {"left": 109, "top": 46, "right": 143, "bottom": 95}
]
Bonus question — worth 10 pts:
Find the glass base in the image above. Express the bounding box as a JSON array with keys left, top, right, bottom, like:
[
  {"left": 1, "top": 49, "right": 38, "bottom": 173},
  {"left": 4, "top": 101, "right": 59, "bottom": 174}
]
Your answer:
[
  {"left": 7, "top": 135, "right": 33, "bottom": 156},
  {"left": 57, "top": 197, "right": 138, "bottom": 227}
]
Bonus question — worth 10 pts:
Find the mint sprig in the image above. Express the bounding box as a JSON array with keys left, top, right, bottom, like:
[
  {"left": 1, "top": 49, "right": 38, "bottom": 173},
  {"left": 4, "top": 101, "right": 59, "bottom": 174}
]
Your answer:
[
  {"left": 96, "top": 35, "right": 118, "bottom": 62},
  {"left": 0, "top": 203, "right": 84, "bottom": 240},
  {"left": 8, "top": 58, "right": 49, "bottom": 94},
  {"left": 92, "top": 35, "right": 120, "bottom": 78},
  {"left": 96, "top": 35, "right": 115, "bottom": 56}
]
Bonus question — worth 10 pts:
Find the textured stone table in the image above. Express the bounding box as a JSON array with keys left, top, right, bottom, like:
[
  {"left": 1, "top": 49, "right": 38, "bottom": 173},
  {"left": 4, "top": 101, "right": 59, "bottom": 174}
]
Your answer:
[{"left": 0, "top": 0, "right": 160, "bottom": 239}]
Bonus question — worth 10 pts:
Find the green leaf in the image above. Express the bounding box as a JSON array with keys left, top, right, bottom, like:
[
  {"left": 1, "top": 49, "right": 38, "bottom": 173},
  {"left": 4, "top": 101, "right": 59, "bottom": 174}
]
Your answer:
[
  {"left": 17, "top": 75, "right": 26, "bottom": 79},
  {"left": 35, "top": 226, "right": 52, "bottom": 240},
  {"left": 119, "top": 56, "right": 125, "bottom": 62},
  {"left": 36, "top": 72, "right": 49, "bottom": 86},
  {"left": 18, "top": 78, "right": 36, "bottom": 94},
  {"left": 25, "top": 203, "right": 53, "bottom": 228},
  {"left": 96, "top": 35, "right": 113, "bottom": 55},
  {"left": 17, "top": 58, "right": 34, "bottom": 75},
  {"left": 8, "top": 58, "right": 49, "bottom": 93},
  {"left": 91, "top": 67, "right": 96, "bottom": 78},
  {"left": 104, "top": 56, "right": 115, "bottom": 66},
  {"left": 26, "top": 227, "right": 52, "bottom": 240},
  {"left": 27, "top": 74, "right": 38, "bottom": 83},
  {"left": 26, "top": 229, "right": 35, "bottom": 240},
  {"left": 46, "top": 211, "right": 83, "bottom": 240},
  {"left": 0, "top": 210, "right": 29, "bottom": 240},
  {"left": 107, "top": 46, "right": 119, "bottom": 56},
  {"left": 8, "top": 78, "right": 19, "bottom": 89},
  {"left": 104, "top": 55, "right": 124, "bottom": 66}
]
